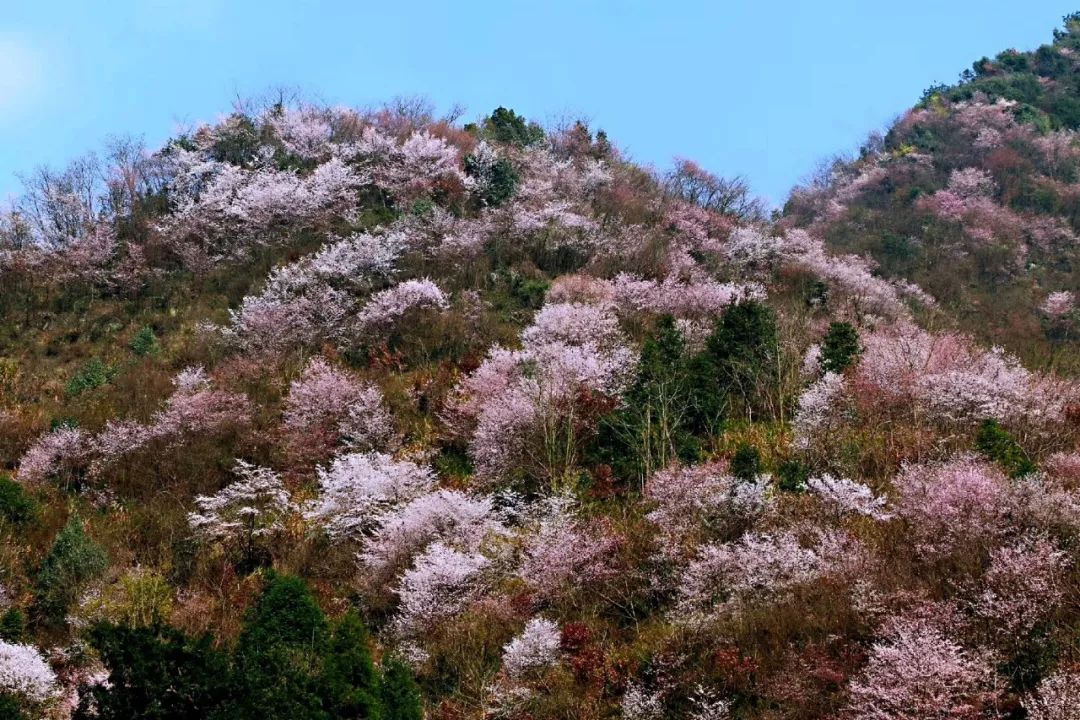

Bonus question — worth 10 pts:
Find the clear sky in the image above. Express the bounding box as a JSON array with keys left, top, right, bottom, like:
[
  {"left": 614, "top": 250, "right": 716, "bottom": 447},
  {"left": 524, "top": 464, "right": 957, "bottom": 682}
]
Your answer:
[{"left": 1, "top": 1, "right": 1077, "bottom": 206}]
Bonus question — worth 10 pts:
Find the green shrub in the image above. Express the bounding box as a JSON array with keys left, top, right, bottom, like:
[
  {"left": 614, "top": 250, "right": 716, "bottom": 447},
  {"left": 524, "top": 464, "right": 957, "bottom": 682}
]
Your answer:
[
  {"left": 819, "top": 322, "right": 861, "bottom": 374},
  {"left": 0, "top": 607, "right": 25, "bottom": 641},
  {"left": 0, "top": 474, "right": 38, "bottom": 525},
  {"left": 76, "top": 623, "right": 231, "bottom": 720},
  {"left": 691, "top": 300, "right": 780, "bottom": 425},
  {"left": 129, "top": 326, "right": 159, "bottom": 357},
  {"left": 484, "top": 107, "right": 545, "bottom": 147},
  {"left": 975, "top": 418, "right": 1036, "bottom": 477},
  {"left": 35, "top": 517, "right": 108, "bottom": 626},
  {"left": 324, "top": 611, "right": 380, "bottom": 719},
  {"left": 591, "top": 316, "right": 701, "bottom": 482},
  {"left": 776, "top": 459, "right": 810, "bottom": 492},
  {"left": 465, "top": 153, "right": 518, "bottom": 207},
  {"left": 730, "top": 444, "right": 762, "bottom": 481},
  {"left": 380, "top": 658, "right": 423, "bottom": 720},
  {"left": 65, "top": 358, "right": 115, "bottom": 397}
]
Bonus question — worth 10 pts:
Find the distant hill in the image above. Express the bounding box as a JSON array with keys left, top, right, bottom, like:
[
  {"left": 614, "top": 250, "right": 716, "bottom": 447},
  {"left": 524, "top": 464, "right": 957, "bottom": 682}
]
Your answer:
[{"left": 785, "top": 13, "right": 1080, "bottom": 369}]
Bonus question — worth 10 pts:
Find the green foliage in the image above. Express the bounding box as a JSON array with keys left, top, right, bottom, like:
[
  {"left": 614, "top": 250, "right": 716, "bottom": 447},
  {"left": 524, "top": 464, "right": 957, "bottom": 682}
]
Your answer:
[
  {"left": 730, "top": 444, "right": 762, "bottom": 481},
  {"left": 483, "top": 107, "right": 545, "bottom": 147},
  {"left": 65, "top": 357, "right": 115, "bottom": 397},
  {"left": 379, "top": 658, "right": 423, "bottom": 720},
  {"left": 77, "top": 623, "right": 231, "bottom": 720},
  {"left": 129, "top": 326, "right": 159, "bottom": 357},
  {"left": 0, "top": 694, "right": 27, "bottom": 720},
  {"left": 0, "top": 607, "right": 26, "bottom": 642},
  {"left": 226, "top": 574, "right": 330, "bottom": 720},
  {"left": 35, "top": 517, "right": 108, "bottom": 626},
  {"left": 592, "top": 316, "right": 701, "bottom": 482},
  {"left": 776, "top": 459, "right": 810, "bottom": 493},
  {"left": 81, "top": 577, "right": 408, "bottom": 720},
  {"left": 508, "top": 273, "right": 549, "bottom": 310},
  {"left": 0, "top": 474, "right": 38, "bottom": 525},
  {"left": 465, "top": 153, "right": 518, "bottom": 207},
  {"left": 324, "top": 611, "right": 381, "bottom": 719},
  {"left": 819, "top": 322, "right": 861, "bottom": 374},
  {"left": 692, "top": 300, "right": 780, "bottom": 425},
  {"left": 224, "top": 573, "right": 405, "bottom": 720},
  {"left": 211, "top": 113, "right": 262, "bottom": 166},
  {"left": 975, "top": 419, "right": 1036, "bottom": 477}
]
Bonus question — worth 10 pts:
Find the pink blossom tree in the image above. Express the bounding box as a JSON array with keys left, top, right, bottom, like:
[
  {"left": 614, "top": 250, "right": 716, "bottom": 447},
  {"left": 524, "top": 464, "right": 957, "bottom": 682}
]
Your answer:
[{"left": 845, "top": 616, "right": 999, "bottom": 720}]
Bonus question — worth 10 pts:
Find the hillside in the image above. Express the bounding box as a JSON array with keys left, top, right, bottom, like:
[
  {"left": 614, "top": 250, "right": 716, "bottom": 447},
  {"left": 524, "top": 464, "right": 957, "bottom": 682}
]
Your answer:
[
  {"left": 0, "top": 24, "right": 1079, "bottom": 720},
  {"left": 785, "top": 12, "right": 1080, "bottom": 371}
]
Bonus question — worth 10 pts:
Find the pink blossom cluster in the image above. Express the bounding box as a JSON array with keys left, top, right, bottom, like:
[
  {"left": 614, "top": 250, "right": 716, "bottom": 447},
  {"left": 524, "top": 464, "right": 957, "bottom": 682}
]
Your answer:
[
  {"left": 18, "top": 425, "right": 90, "bottom": 485},
  {"left": 266, "top": 107, "right": 335, "bottom": 161},
  {"left": 346, "top": 127, "right": 468, "bottom": 202},
  {"left": 845, "top": 615, "right": 999, "bottom": 720},
  {"left": 225, "top": 231, "right": 404, "bottom": 352},
  {"left": 501, "top": 617, "right": 561, "bottom": 679},
  {"left": 725, "top": 228, "right": 931, "bottom": 317},
  {"left": 392, "top": 542, "right": 490, "bottom": 637},
  {"left": 0, "top": 640, "right": 57, "bottom": 706},
  {"left": 93, "top": 368, "right": 252, "bottom": 469},
  {"left": 806, "top": 474, "right": 892, "bottom": 520},
  {"left": 975, "top": 534, "right": 1070, "bottom": 635},
  {"left": 893, "top": 456, "right": 1012, "bottom": 559},
  {"left": 609, "top": 273, "right": 765, "bottom": 319},
  {"left": 676, "top": 530, "right": 861, "bottom": 624},
  {"left": 353, "top": 278, "right": 450, "bottom": 334},
  {"left": 282, "top": 358, "right": 394, "bottom": 451},
  {"left": 1024, "top": 669, "right": 1080, "bottom": 720},
  {"left": 304, "top": 452, "right": 435, "bottom": 540},
  {"left": 854, "top": 321, "right": 1076, "bottom": 425},
  {"left": 359, "top": 488, "right": 501, "bottom": 575},
  {"left": 188, "top": 460, "right": 297, "bottom": 543},
  {"left": 518, "top": 495, "right": 619, "bottom": 599},
  {"left": 792, "top": 371, "right": 847, "bottom": 447},
  {"left": 644, "top": 463, "right": 769, "bottom": 549},
  {"left": 451, "top": 302, "right": 634, "bottom": 481},
  {"left": 1041, "top": 290, "right": 1075, "bottom": 318},
  {"left": 160, "top": 149, "right": 361, "bottom": 269}
]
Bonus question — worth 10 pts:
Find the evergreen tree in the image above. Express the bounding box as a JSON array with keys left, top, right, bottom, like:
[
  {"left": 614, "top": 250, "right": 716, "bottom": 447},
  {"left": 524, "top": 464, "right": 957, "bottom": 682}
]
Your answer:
[
  {"left": 35, "top": 517, "right": 108, "bottom": 626},
  {"left": 819, "top": 321, "right": 861, "bottom": 374},
  {"left": 77, "top": 623, "right": 230, "bottom": 720},
  {"left": 379, "top": 658, "right": 423, "bottom": 720},
  {"left": 325, "top": 610, "right": 381, "bottom": 719},
  {"left": 592, "top": 316, "right": 699, "bottom": 483},
  {"left": 730, "top": 444, "right": 762, "bottom": 481},
  {"left": 222, "top": 573, "right": 331, "bottom": 720},
  {"left": 691, "top": 300, "right": 780, "bottom": 426}
]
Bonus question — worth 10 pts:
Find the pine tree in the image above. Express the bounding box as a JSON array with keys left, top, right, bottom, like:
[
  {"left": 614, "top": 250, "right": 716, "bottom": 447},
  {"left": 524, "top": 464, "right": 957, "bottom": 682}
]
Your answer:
[
  {"left": 77, "top": 624, "right": 230, "bottom": 720},
  {"left": 325, "top": 610, "right": 381, "bottom": 719},
  {"left": 379, "top": 658, "right": 423, "bottom": 720},
  {"left": 819, "top": 321, "right": 860, "bottom": 374},
  {"left": 35, "top": 517, "right": 108, "bottom": 626},
  {"left": 222, "top": 573, "right": 331, "bottom": 720}
]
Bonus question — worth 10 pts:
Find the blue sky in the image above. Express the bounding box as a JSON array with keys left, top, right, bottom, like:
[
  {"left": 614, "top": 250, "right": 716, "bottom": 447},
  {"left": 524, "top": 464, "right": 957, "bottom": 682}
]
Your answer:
[{"left": 1, "top": 1, "right": 1076, "bottom": 205}]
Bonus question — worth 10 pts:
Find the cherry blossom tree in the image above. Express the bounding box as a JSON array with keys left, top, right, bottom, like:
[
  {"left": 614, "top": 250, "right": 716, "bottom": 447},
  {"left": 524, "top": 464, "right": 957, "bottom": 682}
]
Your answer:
[
  {"left": 1024, "top": 668, "right": 1080, "bottom": 720},
  {"left": 392, "top": 542, "right": 489, "bottom": 637},
  {"left": 845, "top": 616, "right": 999, "bottom": 720},
  {"left": 282, "top": 358, "right": 394, "bottom": 453},
  {"left": 502, "top": 617, "right": 561, "bottom": 679},
  {"left": 304, "top": 452, "right": 435, "bottom": 541},
  {"left": 975, "top": 534, "right": 1070, "bottom": 636},
  {"left": 188, "top": 460, "right": 296, "bottom": 565},
  {"left": 894, "top": 456, "right": 1012, "bottom": 559},
  {"left": 807, "top": 474, "right": 892, "bottom": 520},
  {"left": 0, "top": 640, "right": 57, "bottom": 708}
]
